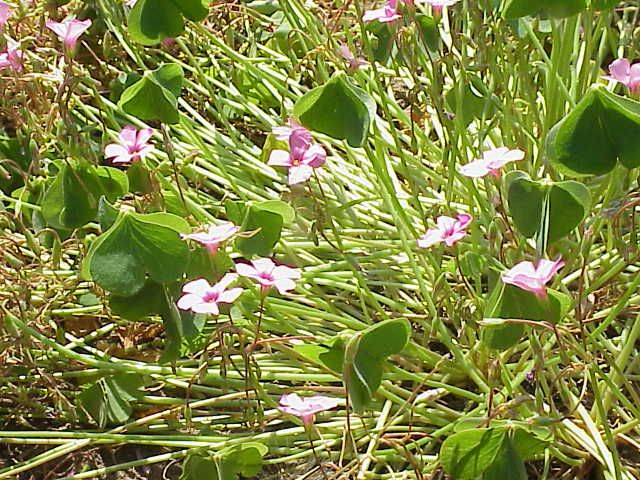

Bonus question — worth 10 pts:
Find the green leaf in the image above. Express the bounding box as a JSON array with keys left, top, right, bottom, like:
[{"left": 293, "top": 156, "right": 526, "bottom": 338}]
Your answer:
[
  {"left": 0, "top": 136, "right": 31, "bottom": 194},
  {"left": 98, "top": 196, "right": 119, "bottom": 231},
  {"left": 482, "top": 436, "right": 527, "bottom": 480},
  {"left": 41, "top": 162, "right": 128, "bottom": 230},
  {"left": 110, "top": 279, "right": 167, "bottom": 320},
  {"left": 511, "top": 426, "right": 552, "bottom": 460},
  {"left": 271, "top": 13, "right": 308, "bottom": 58},
  {"left": 128, "top": 0, "right": 208, "bottom": 46},
  {"left": 180, "top": 455, "right": 217, "bottom": 480},
  {"left": 293, "top": 72, "right": 376, "bottom": 147},
  {"left": 547, "top": 86, "right": 640, "bottom": 176},
  {"left": 180, "top": 443, "right": 267, "bottom": 480},
  {"left": 440, "top": 428, "right": 507, "bottom": 480},
  {"left": 503, "top": 0, "right": 587, "bottom": 19},
  {"left": 590, "top": 0, "right": 619, "bottom": 9},
  {"left": 255, "top": 200, "right": 296, "bottom": 223},
  {"left": 482, "top": 283, "right": 571, "bottom": 350},
  {"left": 159, "top": 287, "right": 208, "bottom": 363},
  {"left": 225, "top": 200, "right": 293, "bottom": 258},
  {"left": 127, "top": 161, "right": 157, "bottom": 194},
  {"left": 415, "top": 14, "right": 440, "bottom": 53},
  {"left": 366, "top": 22, "right": 394, "bottom": 64},
  {"left": 219, "top": 443, "right": 268, "bottom": 478},
  {"left": 175, "top": 0, "right": 209, "bottom": 21},
  {"left": 118, "top": 64, "right": 184, "bottom": 124},
  {"left": 87, "top": 211, "right": 190, "bottom": 296},
  {"left": 78, "top": 373, "right": 145, "bottom": 428},
  {"left": 446, "top": 75, "right": 497, "bottom": 126},
  {"left": 343, "top": 319, "right": 411, "bottom": 413},
  {"left": 187, "top": 248, "right": 234, "bottom": 283},
  {"left": 546, "top": 181, "right": 591, "bottom": 241},
  {"left": 505, "top": 171, "right": 545, "bottom": 238},
  {"left": 506, "top": 171, "right": 590, "bottom": 243}
]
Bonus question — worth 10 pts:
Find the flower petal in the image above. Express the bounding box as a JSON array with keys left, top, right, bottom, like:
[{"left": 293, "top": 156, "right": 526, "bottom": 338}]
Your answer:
[
  {"left": 136, "top": 127, "right": 154, "bottom": 147},
  {"left": 182, "top": 278, "right": 212, "bottom": 296},
  {"left": 218, "top": 287, "right": 243, "bottom": 304},
  {"left": 459, "top": 159, "right": 491, "bottom": 178},
  {"left": 609, "top": 58, "right": 631, "bottom": 83},
  {"left": 272, "top": 265, "right": 301, "bottom": 280},
  {"left": 192, "top": 302, "right": 220, "bottom": 315},
  {"left": 251, "top": 258, "right": 276, "bottom": 274},
  {"left": 236, "top": 262, "right": 259, "bottom": 279},
  {"left": 535, "top": 258, "right": 564, "bottom": 284},
  {"left": 212, "top": 273, "right": 238, "bottom": 293},
  {"left": 273, "top": 278, "right": 297, "bottom": 294},
  {"left": 417, "top": 229, "right": 444, "bottom": 248},
  {"left": 118, "top": 125, "right": 138, "bottom": 146},
  {"left": 288, "top": 164, "right": 314, "bottom": 185},
  {"left": 303, "top": 144, "right": 327, "bottom": 168},
  {"left": 268, "top": 150, "right": 292, "bottom": 167},
  {"left": 105, "top": 143, "right": 129, "bottom": 160},
  {"left": 177, "top": 294, "right": 204, "bottom": 310}
]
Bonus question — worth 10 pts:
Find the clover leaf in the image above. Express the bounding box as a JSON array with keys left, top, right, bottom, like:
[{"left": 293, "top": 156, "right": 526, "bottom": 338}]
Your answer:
[
  {"left": 343, "top": 319, "right": 411, "bottom": 412},
  {"left": 506, "top": 171, "right": 590, "bottom": 244},
  {"left": 503, "top": 0, "right": 587, "bottom": 19},
  {"left": 42, "top": 161, "right": 128, "bottom": 230},
  {"left": 294, "top": 72, "right": 376, "bottom": 147},
  {"left": 118, "top": 64, "right": 184, "bottom": 124},
  {"left": 440, "top": 426, "right": 550, "bottom": 480},
  {"left": 180, "top": 443, "right": 268, "bottom": 480},
  {"left": 546, "top": 86, "right": 640, "bottom": 176},
  {"left": 128, "top": 0, "right": 209, "bottom": 46},
  {"left": 86, "top": 210, "right": 190, "bottom": 297}
]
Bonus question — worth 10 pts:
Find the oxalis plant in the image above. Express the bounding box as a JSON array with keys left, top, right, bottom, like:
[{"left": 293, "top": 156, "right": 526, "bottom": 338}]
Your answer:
[{"left": 1, "top": 0, "right": 640, "bottom": 479}]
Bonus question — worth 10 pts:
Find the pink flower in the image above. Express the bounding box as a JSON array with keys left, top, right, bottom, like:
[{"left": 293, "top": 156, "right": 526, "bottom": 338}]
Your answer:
[
  {"left": 0, "top": 2, "right": 12, "bottom": 32},
  {"left": 417, "top": 213, "right": 471, "bottom": 248},
  {"left": 459, "top": 147, "right": 525, "bottom": 178},
  {"left": 604, "top": 58, "right": 640, "bottom": 95},
  {"left": 0, "top": 40, "right": 24, "bottom": 72},
  {"left": 268, "top": 127, "right": 326, "bottom": 185},
  {"left": 181, "top": 222, "right": 240, "bottom": 253},
  {"left": 177, "top": 274, "right": 243, "bottom": 315},
  {"left": 339, "top": 45, "right": 369, "bottom": 71},
  {"left": 236, "top": 258, "right": 301, "bottom": 294},
  {"left": 278, "top": 393, "right": 339, "bottom": 426},
  {"left": 45, "top": 18, "right": 92, "bottom": 50},
  {"left": 363, "top": 0, "right": 402, "bottom": 23},
  {"left": 105, "top": 126, "right": 154, "bottom": 165},
  {"left": 502, "top": 258, "right": 565, "bottom": 298},
  {"left": 272, "top": 118, "right": 309, "bottom": 142},
  {"left": 125, "top": 0, "right": 137, "bottom": 7}
]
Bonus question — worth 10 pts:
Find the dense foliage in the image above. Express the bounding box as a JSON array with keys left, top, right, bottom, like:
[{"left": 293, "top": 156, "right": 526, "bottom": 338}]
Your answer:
[{"left": 1, "top": 0, "right": 640, "bottom": 478}]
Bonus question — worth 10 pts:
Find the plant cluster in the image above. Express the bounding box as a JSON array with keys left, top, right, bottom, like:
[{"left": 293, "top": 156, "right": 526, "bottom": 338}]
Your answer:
[{"left": 1, "top": 0, "right": 640, "bottom": 479}]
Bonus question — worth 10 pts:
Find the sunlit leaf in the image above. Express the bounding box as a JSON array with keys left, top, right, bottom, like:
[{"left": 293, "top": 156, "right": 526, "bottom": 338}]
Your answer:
[
  {"left": 482, "top": 283, "right": 571, "bottom": 350},
  {"left": 440, "top": 428, "right": 507, "bottom": 480},
  {"left": 128, "top": 0, "right": 209, "bottom": 46},
  {"left": 294, "top": 72, "right": 376, "bottom": 147},
  {"left": 503, "top": 0, "right": 587, "bottom": 19},
  {"left": 86, "top": 211, "right": 190, "bottom": 296},
  {"left": 546, "top": 86, "right": 640, "bottom": 175},
  {"left": 118, "top": 64, "right": 184, "bottom": 124},
  {"left": 78, "top": 373, "right": 145, "bottom": 428},
  {"left": 343, "top": 319, "right": 411, "bottom": 412},
  {"left": 42, "top": 161, "right": 128, "bottom": 230},
  {"left": 506, "top": 171, "right": 590, "bottom": 243}
]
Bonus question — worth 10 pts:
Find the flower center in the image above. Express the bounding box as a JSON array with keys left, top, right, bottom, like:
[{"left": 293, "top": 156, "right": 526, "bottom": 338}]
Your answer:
[
  {"left": 258, "top": 272, "right": 274, "bottom": 282},
  {"left": 202, "top": 291, "right": 219, "bottom": 303}
]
